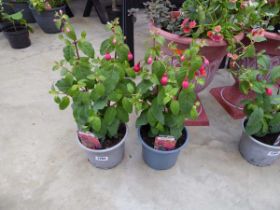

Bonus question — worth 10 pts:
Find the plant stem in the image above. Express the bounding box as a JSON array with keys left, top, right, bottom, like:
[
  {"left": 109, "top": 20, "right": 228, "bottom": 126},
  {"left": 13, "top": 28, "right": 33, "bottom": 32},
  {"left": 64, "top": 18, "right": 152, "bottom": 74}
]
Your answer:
[{"left": 73, "top": 40, "right": 80, "bottom": 60}]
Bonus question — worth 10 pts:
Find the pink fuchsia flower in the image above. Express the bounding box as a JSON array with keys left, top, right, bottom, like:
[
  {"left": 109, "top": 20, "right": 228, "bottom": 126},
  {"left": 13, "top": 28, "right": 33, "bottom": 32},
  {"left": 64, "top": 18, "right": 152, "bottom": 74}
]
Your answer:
[
  {"left": 181, "top": 18, "right": 193, "bottom": 34},
  {"left": 160, "top": 74, "right": 168, "bottom": 86},
  {"left": 251, "top": 28, "right": 265, "bottom": 37},
  {"left": 199, "top": 66, "right": 207, "bottom": 76},
  {"left": 189, "top": 20, "right": 197, "bottom": 29},
  {"left": 181, "top": 18, "right": 190, "bottom": 28},
  {"left": 214, "top": 25, "right": 222, "bottom": 33},
  {"left": 180, "top": 55, "right": 185, "bottom": 62},
  {"left": 207, "top": 32, "right": 224, "bottom": 42}
]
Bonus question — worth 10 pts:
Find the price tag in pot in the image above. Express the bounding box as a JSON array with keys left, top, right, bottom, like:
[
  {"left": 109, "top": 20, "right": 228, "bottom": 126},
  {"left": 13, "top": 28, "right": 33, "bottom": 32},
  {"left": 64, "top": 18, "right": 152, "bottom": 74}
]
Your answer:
[
  {"left": 154, "top": 135, "right": 176, "bottom": 151},
  {"left": 78, "top": 131, "right": 102, "bottom": 149}
]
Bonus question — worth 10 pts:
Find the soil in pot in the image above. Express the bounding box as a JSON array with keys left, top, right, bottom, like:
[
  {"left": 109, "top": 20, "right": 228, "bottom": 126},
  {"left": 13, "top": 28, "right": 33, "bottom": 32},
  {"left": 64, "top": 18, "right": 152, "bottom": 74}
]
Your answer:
[
  {"left": 80, "top": 123, "right": 126, "bottom": 150},
  {"left": 252, "top": 133, "right": 280, "bottom": 146},
  {"left": 140, "top": 124, "right": 187, "bottom": 150},
  {"left": 3, "top": 25, "right": 31, "bottom": 49}
]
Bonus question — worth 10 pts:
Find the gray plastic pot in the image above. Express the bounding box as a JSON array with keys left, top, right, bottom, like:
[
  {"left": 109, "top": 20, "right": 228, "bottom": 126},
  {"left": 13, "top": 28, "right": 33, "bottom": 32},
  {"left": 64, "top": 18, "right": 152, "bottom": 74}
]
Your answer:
[
  {"left": 77, "top": 125, "right": 128, "bottom": 169},
  {"left": 138, "top": 126, "right": 189, "bottom": 170},
  {"left": 239, "top": 119, "right": 280, "bottom": 167},
  {"left": 30, "top": 5, "right": 65, "bottom": 34}
]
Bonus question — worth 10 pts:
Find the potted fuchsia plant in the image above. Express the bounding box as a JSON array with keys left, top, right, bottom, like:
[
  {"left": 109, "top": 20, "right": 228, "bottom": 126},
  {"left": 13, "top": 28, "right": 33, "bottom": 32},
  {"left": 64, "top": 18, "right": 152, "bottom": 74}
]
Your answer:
[
  {"left": 50, "top": 15, "right": 137, "bottom": 169},
  {"left": 144, "top": 0, "right": 244, "bottom": 125},
  {"left": 211, "top": 0, "right": 280, "bottom": 118},
  {"left": 30, "top": 0, "right": 66, "bottom": 33},
  {"left": 238, "top": 52, "right": 280, "bottom": 166},
  {"left": 135, "top": 34, "right": 206, "bottom": 170}
]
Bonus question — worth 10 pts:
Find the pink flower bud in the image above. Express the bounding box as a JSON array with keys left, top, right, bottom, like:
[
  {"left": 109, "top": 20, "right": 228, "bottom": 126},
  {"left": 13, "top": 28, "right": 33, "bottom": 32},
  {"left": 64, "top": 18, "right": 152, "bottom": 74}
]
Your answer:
[
  {"left": 182, "top": 80, "right": 189, "bottom": 89},
  {"left": 104, "top": 53, "right": 111, "bottom": 61},
  {"left": 180, "top": 55, "right": 185, "bottom": 62},
  {"left": 133, "top": 63, "right": 141, "bottom": 72},
  {"left": 65, "top": 27, "right": 70, "bottom": 33},
  {"left": 147, "top": 56, "right": 153, "bottom": 65},
  {"left": 160, "top": 75, "right": 168, "bottom": 86},
  {"left": 128, "top": 52, "right": 133, "bottom": 61},
  {"left": 112, "top": 38, "right": 117, "bottom": 45},
  {"left": 203, "top": 57, "right": 209, "bottom": 66},
  {"left": 265, "top": 88, "right": 273, "bottom": 96},
  {"left": 59, "top": 9, "right": 63, "bottom": 15}
]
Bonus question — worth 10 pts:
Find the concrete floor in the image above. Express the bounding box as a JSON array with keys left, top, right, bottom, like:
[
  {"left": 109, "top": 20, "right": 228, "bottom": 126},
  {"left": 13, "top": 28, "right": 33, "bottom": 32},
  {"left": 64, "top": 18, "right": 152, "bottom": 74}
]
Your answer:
[{"left": 0, "top": 1, "right": 280, "bottom": 210}]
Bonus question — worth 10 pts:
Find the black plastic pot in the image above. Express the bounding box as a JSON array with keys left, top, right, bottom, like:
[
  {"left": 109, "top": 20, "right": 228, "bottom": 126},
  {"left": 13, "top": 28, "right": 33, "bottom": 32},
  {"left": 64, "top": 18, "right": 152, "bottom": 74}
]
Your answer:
[
  {"left": 30, "top": 5, "right": 65, "bottom": 34},
  {"left": 3, "top": 25, "right": 31, "bottom": 49},
  {"left": 0, "top": 21, "right": 11, "bottom": 32},
  {"left": 6, "top": 1, "right": 36, "bottom": 23}
]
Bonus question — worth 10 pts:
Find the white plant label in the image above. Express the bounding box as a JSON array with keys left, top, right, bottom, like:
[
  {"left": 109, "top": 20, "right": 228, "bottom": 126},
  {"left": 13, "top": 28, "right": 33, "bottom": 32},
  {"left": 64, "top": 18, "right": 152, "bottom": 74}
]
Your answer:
[
  {"left": 95, "top": 156, "right": 109, "bottom": 161},
  {"left": 267, "top": 151, "right": 280, "bottom": 157}
]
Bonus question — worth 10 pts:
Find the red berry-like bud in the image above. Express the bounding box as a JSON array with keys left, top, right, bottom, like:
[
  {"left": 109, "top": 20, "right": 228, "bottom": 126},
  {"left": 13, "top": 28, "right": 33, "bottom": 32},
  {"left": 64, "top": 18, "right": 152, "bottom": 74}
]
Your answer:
[
  {"left": 104, "top": 53, "right": 111, "bottom": 61},
  {"left": 180, "top": 55, "right": 185, "bottom": 62},
  {"left": 128, "top": 52, "right": 133, "bottom": 61},
  {"left": 147, "top": 56, "right": 153, "bottom": 65},
  {"left": 199, "top": 66, "right": 207, "bottom": 76},
  {"left": 266, "top": 88, "right": 273, "bottom": 96},
  {"left": 161, "top": 76, "right": 168, "bottom": 86},
  {"left": 182, "top": 80, "right": 189, "bottom": 89},
  {"left": 133, "top": 63, "right": 141, "bottom": 72}
]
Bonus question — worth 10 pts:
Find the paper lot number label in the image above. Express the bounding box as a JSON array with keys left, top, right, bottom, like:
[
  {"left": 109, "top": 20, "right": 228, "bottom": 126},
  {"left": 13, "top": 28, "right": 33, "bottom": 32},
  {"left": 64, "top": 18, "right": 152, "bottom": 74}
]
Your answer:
[{"left": 95, "top": 156, "right": 109, "bottom": 161}]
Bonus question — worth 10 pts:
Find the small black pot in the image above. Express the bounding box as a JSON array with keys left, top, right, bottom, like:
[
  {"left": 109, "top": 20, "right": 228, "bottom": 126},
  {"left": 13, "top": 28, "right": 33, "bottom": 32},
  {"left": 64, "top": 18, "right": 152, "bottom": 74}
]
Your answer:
[
  {"left": 30, "top": 5, "right": 65, "bottom": 34},
  {"left": 0, "top": 21, "right": 12, "bottom": 32},
  {"left": 6, "top": 1, "right": 36, "bottom": 23},
  {"left": 3, "top": 25, "right": 31, "bottom": 49}
]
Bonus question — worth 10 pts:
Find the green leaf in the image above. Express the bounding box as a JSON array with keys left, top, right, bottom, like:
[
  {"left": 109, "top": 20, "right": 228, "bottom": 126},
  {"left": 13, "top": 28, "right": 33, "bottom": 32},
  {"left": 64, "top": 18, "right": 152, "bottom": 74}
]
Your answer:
[
  {"left": 117, "top": 107, "right": 129, "bottom": 123},
  {"left": 257, "top": 54, "right": 270, "bottom": 69},
  {"left": 271, "top": 66, "right": 280, "bottom": 83},
  {"left": 122, "top": 97, "right": 132, "bottom": 113},
  {"left": 127, "top": 83, "right": 135, "bottom": 94},
  {"left": 78, "top": 41, "right": 95, "bottom": 58},
  {"left": 9, "top": 12, "right": 23, "bottom": 20},
  {"left": 137, "top": 80, "right": 153, "bottom": 94},
  {"left": 116, "top": 45, "right": 129, "bottom": 61},
  {"left": 269, "top": 113, "right": 280, "bottom": 133},
  {"left": 59, "top": 96, "right": 70, "bottom": 110},
  {"left": 136, "top": 110, "right": 148, "bottom": 127},
  {"left": 107, "top": 119, "right": 120, "bottom": 137},
  {"left": 170, "top": 100, "right": 180, "bottom": 115},
  {"left": 253, "top": 36, "right": 267, "bottom": 43},
  {"left": 95, "top": 83, "right": 105, "bottom": 98},
  {"left": 93, "top": 98, "right": 108, "bottom": 111},
  {"left": 90, "top": 116, "right": 101, "bottom": 132},
  {"left": 243, "top": 45, "right": 255, "bottom": 58},
  {"left": 151, "top": 99, "right": 164, "bottom": 124},
  {"left": 103, "top": 107, "right": 117, "bottom": 125},
  {"left": 63, "top": 45, "right": 75, "bottom": 61},
  {"left": 245, "top": 108, "right": 264, "bottom": 135},
  {"left": 100, "top": 39, "right": 114, "bottom": 55},
  {"left": 152, "top": 61, "right": 165, "bottom": 80}
]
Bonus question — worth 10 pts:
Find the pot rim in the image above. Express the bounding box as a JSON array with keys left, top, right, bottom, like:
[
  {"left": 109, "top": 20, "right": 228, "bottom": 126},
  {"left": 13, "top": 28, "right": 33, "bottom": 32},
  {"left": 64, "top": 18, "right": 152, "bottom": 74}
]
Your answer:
[
  {"left": 29, "top": 4, "right": 65, "bottom": 13},
  {"left": 138, "top": 126, "right": 189, "bottom": 154},
  {"left": 149, "top": 22, "right": 244, "bottom": 47},
  {"left": 264, "top": 30, "right": 280, "bottom": 41},
  {"left": 77, "top": 124, "right": 128, "bottom": 153},
  {"left": 3, "top": 25, "right": 28, "bottom": 34},
  {"left": 242, "top": 118, "right": 280, "bottom": 149}
]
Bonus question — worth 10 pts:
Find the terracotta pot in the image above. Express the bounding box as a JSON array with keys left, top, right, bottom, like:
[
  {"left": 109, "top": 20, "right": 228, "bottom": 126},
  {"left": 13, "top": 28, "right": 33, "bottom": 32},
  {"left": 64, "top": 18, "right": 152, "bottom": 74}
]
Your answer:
[{"left": 149, "top": 22, "right": 244, "bottom": 93}]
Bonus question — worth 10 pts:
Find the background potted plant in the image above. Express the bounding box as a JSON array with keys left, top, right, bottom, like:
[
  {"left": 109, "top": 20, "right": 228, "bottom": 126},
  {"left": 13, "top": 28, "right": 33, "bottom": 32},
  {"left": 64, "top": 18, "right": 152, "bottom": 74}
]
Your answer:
[
  {"left": 211, "top": 1, "right": 280, "bottom": 119},
  {"left": 3, "top": 0, "right": 35, "bottom": 23},
  {"left": 238, "top": 52, "right": 280, "bottom": 166},
  {"left": 135, "top": 33, "right": 205, "bottom": 170},
  {"left": 1, "top": 1, "right": 32, "bottom": 49},
  {"left": 50, "top": 15, "right": 138, "bottom": 169},
  {"left": 29, "top": 0, "right": 66, "bottom": 33}
]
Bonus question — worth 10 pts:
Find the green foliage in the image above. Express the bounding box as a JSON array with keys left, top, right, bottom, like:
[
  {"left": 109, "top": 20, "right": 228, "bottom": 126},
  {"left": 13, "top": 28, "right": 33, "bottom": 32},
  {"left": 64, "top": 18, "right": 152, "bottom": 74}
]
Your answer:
[
  {"left": 30, "top": 0, "right": 66, "bottom": 12},
  {"left": 135, "top": 34, "right": 205, "bottom": 139},
  {"left": 236, "top": 44, "right": 280, "bottom": 137},
  {"left": 50, "top": 16, "right": 137, "bottom": 141}
]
